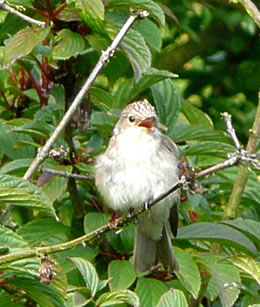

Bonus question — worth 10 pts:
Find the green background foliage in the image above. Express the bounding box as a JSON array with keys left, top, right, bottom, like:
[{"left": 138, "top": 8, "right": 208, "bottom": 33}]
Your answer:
[{"left": 0, "top": 0, "right": 259, "bottom": 306}]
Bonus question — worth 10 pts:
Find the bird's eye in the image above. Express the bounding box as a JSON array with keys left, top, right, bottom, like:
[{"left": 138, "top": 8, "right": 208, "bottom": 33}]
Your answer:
[{"left": 129, "top": 115, "right": 135, "bottom": 122}]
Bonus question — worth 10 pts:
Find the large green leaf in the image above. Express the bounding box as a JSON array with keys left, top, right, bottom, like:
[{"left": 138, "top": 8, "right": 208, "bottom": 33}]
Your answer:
[
  {"left": 135, "top": 277, "right": 168, "bottom": 307},
  {"left": 84, "top": 212, "right": 110, "bottom": 234},
  {"left": 134, "top": 18, "right": 162, "bottom": 51},
  {"left": 120, "top": 28, "right": 151, "bottom": 81},
  {"left": 151, "top": 78, "right": 181, "bottom": 131},
  {"left": 70, "top": 257, "right": 99, "bottom": 297},
  {"left": 3, "top": 26, "right": 50, "bottom": 65},
  {"left": 227, "top": 255, "right": 260, "bottom": 286},
  {"left": 52, "top": 29, "right": 86, "bottom": 60},
  {"left": 221, "top": 218, "right": 260, "bottom": 244},
  {"left": 0, "top": 175, "right": 56, "bottom": 216},
  {"left": 175, "top": 247, "right": 201, "bottom": 299},
  {"left": 107, "top": 0, "right": 165, "bottom": 26},
  {"left": 40, "top": 166, "right": 72, "bottom": 204},
  {"left": 178, "top": 222, "right": 257, "bottom": 255},
  {"left": 181, "top": 102, "right": 213, "bottom": 127},
  {"left": 106, "top": 224, "right": 135, "bottom": 254},
  {"left": 96, "top": 290, "right": 139, "bottom": 306},
  {"left": 107, "top": 24, "right": 151, "bottom": 81},
  {"left": 0, "top": 158, "right": 33, "bottom": 176},
  {"left": 156, "top": 289, "right": 188, "bottom": 307},
  {"left": 108, "top": 260, "right": 136, "bottom": 291},
  {"left": 17, "top": 219, "right": 71, "bottom": 246},
  {"left": 76, "top": 0, "right": 104, "bottom": 33},
  {"left": 112, "top": 68, "right": 176, "bottom": 108},
  {"left": 206, "top": 258, "right": 240, "bottom": 307},
  {"left": 6, "top": 277, "right": 64, "bottom": 307},
  {"left": 0, "top": 225, "right": 29, "bottom": 252},
  {"left": 184, "top": 141, "right": 235, "bottom": 157},
  {"left": 170, "top": 124, "right": 231, "bottom": 143},
  {"left": 0, "top": 123, "right": 35, "bottom": 160}
]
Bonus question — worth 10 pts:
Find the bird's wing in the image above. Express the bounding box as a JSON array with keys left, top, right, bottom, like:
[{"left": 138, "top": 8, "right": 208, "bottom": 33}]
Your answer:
[{"left": 161, "top": 134, "right": 180, "bottom": 237}]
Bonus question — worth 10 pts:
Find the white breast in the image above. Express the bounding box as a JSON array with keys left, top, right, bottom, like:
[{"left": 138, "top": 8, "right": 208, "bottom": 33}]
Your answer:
[{"left": 95, "top": 127, "right": 178, "bottom": 212}]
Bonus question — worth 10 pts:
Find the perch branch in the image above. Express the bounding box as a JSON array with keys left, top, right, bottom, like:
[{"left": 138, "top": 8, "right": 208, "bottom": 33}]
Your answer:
[
  {"left": 23, "top": 10, "right": 148, "bottom": 181},
  {"left": 0, "top": 0, "right": 46, "bottom": 27}
]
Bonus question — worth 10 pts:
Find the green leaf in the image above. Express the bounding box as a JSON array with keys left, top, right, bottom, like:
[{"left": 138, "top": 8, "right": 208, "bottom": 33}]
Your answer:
[
  {"left": 41, "top": 166, "right": 72, "bottom": 203},
  {"left": 52, "top": 29, "right": 85, "bottom": 60},
  {"left": 0, "top": 225, "right": 29, "bottom": 252},
  {"left": 134, "top": 19, "right": 161, "bottom": 51},
  {"left": 111, "top": 68, "right": 176, "bottom": 107},
  {"left": 76, "top": 0, "right": 104, "bottom": 33},
  {"left": 106, "top": 224, "right": 135, "bottom": 253},
  {"left": 175, "top": 248, "right": 201, "bottom": 299},
  {"left": 0, "top": 158, "right": 33, "bottom": 176},
  {"left": 6, "top": 277, "right": 64, "bottom": 307},
  {"left": 51, "top": 261, "right": 68, "bottom": 300},
  {"left": 227, "top": 255, "right": 260, "bottom": 286},
  {"left": 182, "top": 102, "right": 213, "bottom": 127},
  {"left": 0, "top": 175, "right": 56, "bottom": 216},
  {"left": 96, "top": 289, "right": 139, "bottom": 306},
  {"left": 106, "top": 0, "right": 165, "bottom": 26},
  {"left": 170, "top": 124, "right": 231, "bottom": 143},
  {"left": 178, "top": 222, "right": 257, "bottom": 255},
  {"left": 156, "top": 289, "right": 188, "bottom": 307},
  {"left": 184, "top": 141, "right": 235, "bottom": 157},
  {"left": 151, "top": 79, "right": 181, "bottom": 130},
  {"left": 108, "top": 260, "right": 136, "bottom": 291},
  {"left": 221, "top": 218, "right": 260, "bottom": 244},
  {"left": 70, "top": 257, "right": 99, "bottom": 297},
  {"left": 0, "top": 123, "right": 35, "bottom": 160},
  {"left": 3, "top": 26, "right": 50, "bottom": 65},
  {"left": 131, "top": 68, "right": 176, "bottom": 100},
  {"left": 135, "top": 277, "right": 168, "bottom": 307},
  {"left": 206, "top": 260, "right": 240, "bottom": 307},
  {"left": 17, "top": 219, "right": 71, "bottom": 246},
  {"left": 107, "top": 24, "right": 151, "bottom": 81},
  {"left": 84, "top": 212, "right": 110, "bottom": 234},
  {"left": 90, "top": 87, "right": 114, "bottom": 110}
]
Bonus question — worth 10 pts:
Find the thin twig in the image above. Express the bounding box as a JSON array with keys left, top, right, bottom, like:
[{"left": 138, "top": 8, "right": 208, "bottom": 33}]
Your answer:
[
  {"left": 0, "top": 1, "right": 46, "bottom": 28},
  {"left": 23, "top": 10, "right": 149, "bottom": 181},
  {"left": 222, "top": 112, "right": 242, "bottom": 150},
  {"left": 223, "top": 91, "right": 260, "bottom": 219},
  {"left": 42, "top": 168, "right": 93, "bottom": 180},
  {"left": 238, "top": 0, "right": 260, "bottom": 28}
]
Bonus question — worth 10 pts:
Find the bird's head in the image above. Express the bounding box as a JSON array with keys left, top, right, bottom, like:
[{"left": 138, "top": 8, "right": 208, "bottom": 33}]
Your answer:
[{"left": 115, "top": 100, "right": 157, "bottom": 133}]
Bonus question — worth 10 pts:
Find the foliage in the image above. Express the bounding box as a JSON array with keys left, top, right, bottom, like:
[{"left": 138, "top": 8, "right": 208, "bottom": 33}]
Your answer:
[{"left": 0, "top": 0, "right": 259, "bottom": 306}]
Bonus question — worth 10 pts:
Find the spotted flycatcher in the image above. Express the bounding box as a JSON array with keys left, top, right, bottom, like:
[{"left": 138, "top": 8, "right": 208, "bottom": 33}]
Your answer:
[{"left": 95, "top": 100, "right": 180, "bottom": 272}]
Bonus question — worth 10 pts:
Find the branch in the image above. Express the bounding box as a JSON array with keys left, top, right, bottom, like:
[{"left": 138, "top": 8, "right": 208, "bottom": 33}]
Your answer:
[
  {"left": 42, "top": 168, "right": 93, "bottom": 181},
  {"left": 223, "top": 90, "right": 260, "bottom": 219},
  {"left": 0, "top": 1, "right": 46, "bottom": 28},
  {"left": 238, "top": 0, "right": 260, "bottom": 28},
  {"left": 23, "top": 10, "right": 149, "bottom": 181}
]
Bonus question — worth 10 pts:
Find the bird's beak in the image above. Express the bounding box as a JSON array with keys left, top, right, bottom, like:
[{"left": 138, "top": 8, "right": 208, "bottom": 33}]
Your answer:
[{"left": 138, "top": 116, "right": 156, "bottom": 129}]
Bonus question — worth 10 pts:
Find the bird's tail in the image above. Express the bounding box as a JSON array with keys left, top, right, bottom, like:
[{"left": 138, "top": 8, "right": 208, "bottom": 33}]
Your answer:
[{"left": 133, "top": 226, "right": 179, "bottom": 273}]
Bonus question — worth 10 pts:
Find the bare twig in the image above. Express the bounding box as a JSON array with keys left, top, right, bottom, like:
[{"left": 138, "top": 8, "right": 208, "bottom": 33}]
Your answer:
[
  {"left": 222, "top": 112, "right": 242, "bottom": 150},
  {"left": 42, "top": 168, "right": 93, "bottom": 180},
  {"left": 224, "top": 91, "right": 260, "bottom": 219},
  {"left": 238, "top": 0, "right": 260, "bottom": 28},
  {"left": 23, "top": 10, "right": 149, "bottom": 181},
  {"left": 0, "top": 1, "right": 46, "bottom": 28}
]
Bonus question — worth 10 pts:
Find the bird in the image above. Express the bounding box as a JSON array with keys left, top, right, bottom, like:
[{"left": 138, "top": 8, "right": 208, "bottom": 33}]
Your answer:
[{"left": 95, "top": 99, "right": 180, "bottom": 272}]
